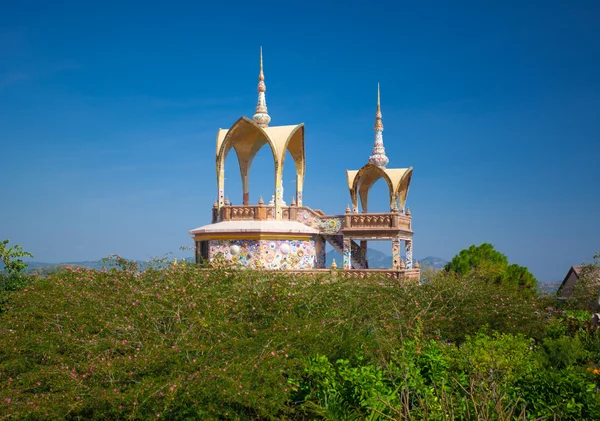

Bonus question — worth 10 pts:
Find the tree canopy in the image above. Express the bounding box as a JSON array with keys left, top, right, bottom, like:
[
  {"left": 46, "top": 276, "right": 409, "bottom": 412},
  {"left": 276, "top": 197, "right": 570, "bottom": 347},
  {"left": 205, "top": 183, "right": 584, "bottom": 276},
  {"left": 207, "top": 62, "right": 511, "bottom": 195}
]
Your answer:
[
  {"left": 0, "top": 239, "right": 34, "bottom": 276},
  {"left": 445, "top": 243, "right": 538, "bottom": 290}
]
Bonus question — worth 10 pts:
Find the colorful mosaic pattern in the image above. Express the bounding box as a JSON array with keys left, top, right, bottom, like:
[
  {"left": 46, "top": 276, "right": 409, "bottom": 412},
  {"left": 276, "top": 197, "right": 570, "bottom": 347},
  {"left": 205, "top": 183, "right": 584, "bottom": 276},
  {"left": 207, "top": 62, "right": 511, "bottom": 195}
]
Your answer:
[
  {"left": 297, "top": 210, "right": 343, "bottom": 234},
  {"left": 405, "top": 239, "right": 413, "bottom": 269},
  {"left": 343, "top": 238, "right": 352, "bottom": 269},
  {"left": 392, "top": 238, "right": 401, "bottom": 269},
  {"left": 209, "top": 239, "right": 316, "bottom": 270}
]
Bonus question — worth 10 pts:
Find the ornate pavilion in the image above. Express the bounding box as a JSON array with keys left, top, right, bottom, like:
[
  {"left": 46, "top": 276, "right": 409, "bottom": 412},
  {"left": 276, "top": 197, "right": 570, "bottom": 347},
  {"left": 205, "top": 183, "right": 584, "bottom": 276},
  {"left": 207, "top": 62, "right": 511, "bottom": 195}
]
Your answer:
[{"left": 189, "top": 49, "right": 419, "bottom": 279}]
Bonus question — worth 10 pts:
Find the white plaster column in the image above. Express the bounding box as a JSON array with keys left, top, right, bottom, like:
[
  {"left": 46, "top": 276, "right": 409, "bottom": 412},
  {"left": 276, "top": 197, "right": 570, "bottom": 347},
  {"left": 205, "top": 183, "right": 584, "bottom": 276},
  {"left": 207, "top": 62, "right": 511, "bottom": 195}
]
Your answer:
[
  {"left": 343, "top": 237, "right": 352, "bottom": 269},
  {"left": 405, "top": 239, "right": 413, "bottom": 269}
]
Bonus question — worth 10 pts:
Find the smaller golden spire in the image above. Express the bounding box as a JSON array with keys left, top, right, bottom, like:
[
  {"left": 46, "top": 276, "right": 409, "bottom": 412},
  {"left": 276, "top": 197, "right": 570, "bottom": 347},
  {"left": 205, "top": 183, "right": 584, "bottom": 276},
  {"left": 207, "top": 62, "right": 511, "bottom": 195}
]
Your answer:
[
  {"left": 253, "top": 47, "right": 271, "bottom": 127},
  {"left": 374, "top": 83, "right": 383, "bottom": 131},
  {"left": 369, "top": 83, "right": 388, "bottom": 167},
  {"left": 259, "top": 46, "right": 264, "bottom": 81}
]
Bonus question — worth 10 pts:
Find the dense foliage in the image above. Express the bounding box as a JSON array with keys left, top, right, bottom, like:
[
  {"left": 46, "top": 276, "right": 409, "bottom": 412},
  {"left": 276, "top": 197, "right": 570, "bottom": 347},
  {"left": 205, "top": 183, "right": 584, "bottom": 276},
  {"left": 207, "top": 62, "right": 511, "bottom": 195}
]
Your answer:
[
  {"left": 564, "top": 252, "right": 600, "bottom": 312},
  {"left": 1, "top": 255, "right": 599, "bottom": 420},
  {"left": 0, "top": 239, "right": 34, "bottom": 276},
  {"left": 444, "top": 243, "right": 538, "bottom": 291}
]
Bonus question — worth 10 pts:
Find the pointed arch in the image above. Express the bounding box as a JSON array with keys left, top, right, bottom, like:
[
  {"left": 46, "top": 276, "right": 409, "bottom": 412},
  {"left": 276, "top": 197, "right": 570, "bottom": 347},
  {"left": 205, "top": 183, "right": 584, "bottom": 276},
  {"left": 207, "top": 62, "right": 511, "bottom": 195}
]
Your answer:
[
  {"left": 350, "top": 163, "right": 395, "bottom": 213},
  {"left": 279, "top": 124, "right": 305, "bottom": 205},
  {"left": 215, "top": 117, "right": 279, "bottom": 209},
  {"left": 395, "top": 167, "right": 413, "bottom": 211}
]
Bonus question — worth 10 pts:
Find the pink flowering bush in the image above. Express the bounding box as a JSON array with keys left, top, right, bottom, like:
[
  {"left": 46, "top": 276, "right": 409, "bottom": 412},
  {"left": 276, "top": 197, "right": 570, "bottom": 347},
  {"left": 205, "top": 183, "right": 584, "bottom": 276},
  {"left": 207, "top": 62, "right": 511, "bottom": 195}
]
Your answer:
[{"left": 0, "top": 256, "right": 592, "bottom": 419}]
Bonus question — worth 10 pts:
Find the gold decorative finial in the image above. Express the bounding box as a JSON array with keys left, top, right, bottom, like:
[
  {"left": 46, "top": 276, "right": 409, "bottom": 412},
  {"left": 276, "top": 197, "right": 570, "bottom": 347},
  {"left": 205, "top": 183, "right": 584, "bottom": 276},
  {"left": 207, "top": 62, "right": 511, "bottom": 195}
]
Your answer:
[
  {"left": 406, "top": 208, "right": 411, "bottom": 216},
  {"left": 291, "top": 197, "right": 296, "bottom": 206},
  {"left": 346, "top": 204, "right": 351, "bottom": 213},
  {"left": 253, "top": 47, "right": 271, "bottom": 127},
  {"left": 414, "top": 260, "right": 420, "bottom": 269},
  {"left": 258, "top": 195, "right": 264, "bottom": 205},
  {"left": 331, "top": 259, "right": 337, "bottom": 269},
  {"left": 259, "top": 46, "right": 264, "bottom": 81},
  {"left": 377, "top": 82, "right": 381, "bottom": 114},
  {"left": 369, "top": 83, "right": 389, "bottom": 167},
  {"left": 400, "top": 259, "right": 406, "bottom": 269},
  {"left": 224, "top": 197, "right": 230, "bottom": 206}
]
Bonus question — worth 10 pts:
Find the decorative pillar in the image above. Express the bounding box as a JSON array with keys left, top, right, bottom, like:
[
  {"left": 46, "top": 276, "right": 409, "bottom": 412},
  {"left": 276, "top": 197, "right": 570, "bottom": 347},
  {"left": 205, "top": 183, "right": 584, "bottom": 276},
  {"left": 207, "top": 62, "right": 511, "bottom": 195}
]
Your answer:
[
  {"left": 360, "top": 240, "right": 368, "bottom": 268},
  {"left": 217, "top": 165, "right": 225, "bottom": 213},
  {"left": 343, "top": 237, "right": 352, "bottom": 269},
  {"left": 240, "top": 161, "right": 250, "bottom": 205},
  {"left": 392, "top": 237, "right": 401, "bottom": 269},
  {"left": 405, "top": 239, "right": 413, "bottom": 269},
  {"left": 274, "top": 166, "right": 283, "bottom": 220},
  {"left": 315, "top": 236, "right": 326, "bottom": 268},
  {"left": 296, "top": 173, "right": 303, "bottom": 207}
]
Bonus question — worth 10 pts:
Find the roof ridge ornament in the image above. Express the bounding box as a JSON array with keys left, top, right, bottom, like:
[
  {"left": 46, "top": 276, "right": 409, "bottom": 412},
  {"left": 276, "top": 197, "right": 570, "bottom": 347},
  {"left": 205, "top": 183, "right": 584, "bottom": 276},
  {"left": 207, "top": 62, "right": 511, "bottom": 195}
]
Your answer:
[
  {"left": 252, "top": 47, "right": 271, "bottom": 128},
  {"left": 368, "top": 83, "right": 389, "bottom": 167}
]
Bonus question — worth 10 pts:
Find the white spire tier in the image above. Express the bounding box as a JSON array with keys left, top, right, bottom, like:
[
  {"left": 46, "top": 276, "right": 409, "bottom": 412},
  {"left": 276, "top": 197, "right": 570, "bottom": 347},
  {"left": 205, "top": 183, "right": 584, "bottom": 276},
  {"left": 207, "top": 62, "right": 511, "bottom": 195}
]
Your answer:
[
  {"left": 252, "top": 47, "right": 271, "bottom": 128},
  {"left": 368, "top": 83, "right": 389, "bottom": 167}
]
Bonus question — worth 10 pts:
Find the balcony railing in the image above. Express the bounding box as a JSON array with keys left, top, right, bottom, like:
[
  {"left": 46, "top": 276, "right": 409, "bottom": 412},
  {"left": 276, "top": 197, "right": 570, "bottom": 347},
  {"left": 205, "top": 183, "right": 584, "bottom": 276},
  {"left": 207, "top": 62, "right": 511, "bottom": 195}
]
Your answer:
[{"left": 213, "top": 204, "right": 412, "bottom": 234}]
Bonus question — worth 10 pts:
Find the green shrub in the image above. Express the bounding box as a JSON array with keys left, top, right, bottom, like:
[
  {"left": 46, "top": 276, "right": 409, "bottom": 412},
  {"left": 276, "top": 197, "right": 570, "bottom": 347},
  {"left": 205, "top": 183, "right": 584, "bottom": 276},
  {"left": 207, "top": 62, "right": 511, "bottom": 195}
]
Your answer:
[{"left": 0, "top": 258, "right": 595, "bottom": 419}]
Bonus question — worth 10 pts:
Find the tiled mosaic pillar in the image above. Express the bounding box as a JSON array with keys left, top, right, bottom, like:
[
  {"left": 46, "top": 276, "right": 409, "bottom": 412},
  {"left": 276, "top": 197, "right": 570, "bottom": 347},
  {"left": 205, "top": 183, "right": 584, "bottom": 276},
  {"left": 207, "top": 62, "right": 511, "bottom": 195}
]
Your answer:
[
  {"left": 405, "top": 239, "right": 413, "bottom": 269},
  {"left": 343, "top": 237, "right": 352, "bottom": 269},
  {"left": 392, "top": 238, "right": 401, "bottom": 269},
  {"left": 315, "top": 236, "right": 326, "bottom": 268}
]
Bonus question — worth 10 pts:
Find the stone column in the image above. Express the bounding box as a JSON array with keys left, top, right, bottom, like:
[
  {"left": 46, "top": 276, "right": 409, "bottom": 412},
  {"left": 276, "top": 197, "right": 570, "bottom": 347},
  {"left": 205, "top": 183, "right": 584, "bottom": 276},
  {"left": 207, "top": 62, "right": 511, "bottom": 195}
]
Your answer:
[
  {"left": 315, "top": 236, "right": 326, "bottom": 268},
  {"left": 392, "top": 237, "right": 401, "bottom": 269},
  {"left": 360, "top": 240, "right": 368, "bottom": 268},
  {"left": 343, "top": 237, "right": 352, "bottom": 269},
  {"left": 217, "top": 166, "right": 225, "bottom": 211},
  {"left": 240, "top": 161, "right": 250, "bottom": 205},
  {"left": 296, "top": 173, "right": 303, "bottom": 207},
  {"left": 405, "top": 239, "right": 413, "bottom": 269},
  {"left": 274, "top": 168, "right": 283, "bottom": 220}
]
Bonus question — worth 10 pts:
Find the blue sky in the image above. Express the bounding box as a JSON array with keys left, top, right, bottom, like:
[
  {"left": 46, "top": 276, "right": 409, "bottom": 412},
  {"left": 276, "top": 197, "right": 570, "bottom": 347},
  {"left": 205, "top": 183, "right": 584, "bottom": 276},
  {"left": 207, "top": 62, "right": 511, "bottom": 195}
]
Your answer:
[{"left": 1, "top": 1, "right": 599, "bottom": 281}]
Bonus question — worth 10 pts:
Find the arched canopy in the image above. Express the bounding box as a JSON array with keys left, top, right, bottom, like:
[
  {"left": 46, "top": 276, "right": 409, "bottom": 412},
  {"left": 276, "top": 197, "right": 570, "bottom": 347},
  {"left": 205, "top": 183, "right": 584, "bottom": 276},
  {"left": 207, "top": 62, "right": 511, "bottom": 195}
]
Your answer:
[
  {"left": 395, "top": 168, "right": 413, "bottom": 211},
  {"left": 215, "top": 116, "right": 306, "bottom": 216},
  {"left": 346, "top": 164, "right": 413, "bottom": 212}
]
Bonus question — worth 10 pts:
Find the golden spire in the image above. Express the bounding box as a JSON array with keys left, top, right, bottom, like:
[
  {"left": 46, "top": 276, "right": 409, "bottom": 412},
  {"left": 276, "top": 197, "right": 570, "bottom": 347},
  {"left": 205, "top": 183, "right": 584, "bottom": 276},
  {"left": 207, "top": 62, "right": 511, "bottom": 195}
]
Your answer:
[
  {"left": 252, "top": 47, "right": 271, "bottom": 127},
  {"left": 375, "top": 83, "right": 383, "bottom": 131},
  {"left": 368, "top": 83, "right": 389, "bottom": 167}
]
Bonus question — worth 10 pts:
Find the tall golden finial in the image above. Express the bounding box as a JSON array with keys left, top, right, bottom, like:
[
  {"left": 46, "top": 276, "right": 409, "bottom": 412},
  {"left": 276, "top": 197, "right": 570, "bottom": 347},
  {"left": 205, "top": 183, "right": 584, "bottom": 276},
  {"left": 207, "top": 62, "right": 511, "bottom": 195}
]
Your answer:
[
  {"left": 259, "top": 46, "right": 264, "bottom": 80},
  {"left": 368, "top": 83, "right": 389, "bottom": 167},
  {"left": 252, "top": 47, "right": 271, "bottom": 127}
]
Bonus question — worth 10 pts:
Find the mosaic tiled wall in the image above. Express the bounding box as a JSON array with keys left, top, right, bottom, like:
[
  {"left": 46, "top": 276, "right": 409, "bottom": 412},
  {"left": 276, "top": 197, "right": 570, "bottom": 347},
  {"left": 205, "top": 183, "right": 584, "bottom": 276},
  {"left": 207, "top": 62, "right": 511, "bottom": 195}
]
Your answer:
[
  {"left": 297, "top": 209, "right": 343, "bottom": 234},
  {"left": 208, "top": 238, "right": 316, "bottom": 270}
]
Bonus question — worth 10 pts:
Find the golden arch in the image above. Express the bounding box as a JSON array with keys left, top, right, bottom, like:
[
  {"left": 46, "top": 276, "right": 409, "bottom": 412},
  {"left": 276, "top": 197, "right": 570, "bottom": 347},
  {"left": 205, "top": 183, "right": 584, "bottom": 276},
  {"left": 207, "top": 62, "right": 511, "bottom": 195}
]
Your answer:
[
  {"left": 395, "top": 168, "right": 413, "bottom": 211},
  {"left": 346, "top": 165, "right": 413, "bottom": 213},
  {"left": 215, "top": 116, "right": 306, "bottom": 219},
  {"left": 349, "top": 163, "right": 395, "bottom": 213}
]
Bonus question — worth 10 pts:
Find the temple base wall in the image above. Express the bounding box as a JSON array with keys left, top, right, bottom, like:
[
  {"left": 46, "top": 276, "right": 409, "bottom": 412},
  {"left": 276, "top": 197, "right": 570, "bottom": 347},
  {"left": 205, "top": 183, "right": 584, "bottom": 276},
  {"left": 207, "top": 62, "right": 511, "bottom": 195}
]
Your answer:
[{"left": 205, "top": 238, "right": 318, "bottom": 270}]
